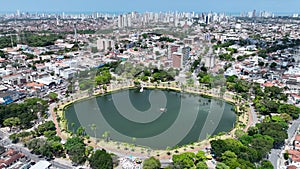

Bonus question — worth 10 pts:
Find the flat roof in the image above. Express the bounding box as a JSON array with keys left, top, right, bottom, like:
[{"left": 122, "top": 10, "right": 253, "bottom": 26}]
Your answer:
[{"left": 29, "top": 160, "right": 51, "bottom": 169}]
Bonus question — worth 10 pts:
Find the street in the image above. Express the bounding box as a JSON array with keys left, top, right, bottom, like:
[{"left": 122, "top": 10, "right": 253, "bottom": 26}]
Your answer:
[
  {"left": 268, "top": 116, "right": 300, "bottom": 168},
  {"left": 249, "top": 103, "right": 258, "bottom": 126},
  {"left": 0, "top": 129, "right": 73, "bottom": 169}
]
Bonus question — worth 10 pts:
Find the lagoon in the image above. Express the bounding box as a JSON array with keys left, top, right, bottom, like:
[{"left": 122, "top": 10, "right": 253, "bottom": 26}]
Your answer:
[{"left": 64, "top": 88, "right": 236, "bottom": 149}]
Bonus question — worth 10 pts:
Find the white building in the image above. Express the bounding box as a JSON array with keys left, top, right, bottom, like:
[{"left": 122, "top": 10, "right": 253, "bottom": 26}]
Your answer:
[
  {"left": 29, "top": 160, "right": 51, "bottom": 169},
  {"left": 97, "top": 38, "right": 115, "bottom": 51}
]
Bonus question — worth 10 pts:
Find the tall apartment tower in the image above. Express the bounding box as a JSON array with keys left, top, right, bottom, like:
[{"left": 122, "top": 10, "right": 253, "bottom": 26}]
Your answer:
[
  {"left": 172, "top": 52, "right": 183, "bottom": 69},
  {"left": 168, "top": 44, "right": 180, "bottom": 59},
  {"left": 181, "top": 46, "right": 191, "bottom": 66},
  {"left": 118, "top": 15, "right": 123, "bottom": 28},
  {"left": 97, "top": 38, "right": 115, "bottom": 51}
]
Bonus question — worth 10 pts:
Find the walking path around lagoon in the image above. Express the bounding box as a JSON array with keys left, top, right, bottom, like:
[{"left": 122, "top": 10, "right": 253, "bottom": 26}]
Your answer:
[{"left": 51, "top": 81, "right": 250, "bottom": 161}]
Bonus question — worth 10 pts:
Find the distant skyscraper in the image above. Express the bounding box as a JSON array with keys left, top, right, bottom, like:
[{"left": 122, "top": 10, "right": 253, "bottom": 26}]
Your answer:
[
  {"left": 118, "top": 15, "right": 122, "bottom": 28},
  {"left": 253, "top": 10, "right": 256, "bottom": 18},
  {"left": 16, "top": 10, "right": 20, "bottom": 17},
  {"left": 127, "top": 16, "right": 132, "bottom": 27}
]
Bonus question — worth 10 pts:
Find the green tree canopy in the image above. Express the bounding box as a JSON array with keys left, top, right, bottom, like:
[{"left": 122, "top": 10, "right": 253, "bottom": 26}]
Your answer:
[
  {"left": 143, "top": 157, "right": 161, "bottom": 169},
  {"left": 89, "top": 149, "right": 113, "bottom": 169},
  {"left": 65, "top": 137, "right": 86, "bottom": 164}
]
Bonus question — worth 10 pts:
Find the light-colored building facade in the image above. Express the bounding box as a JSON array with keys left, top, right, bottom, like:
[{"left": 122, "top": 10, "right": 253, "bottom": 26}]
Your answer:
[{"left": 97, "top": 38, "right": 115, "bottom": 51}]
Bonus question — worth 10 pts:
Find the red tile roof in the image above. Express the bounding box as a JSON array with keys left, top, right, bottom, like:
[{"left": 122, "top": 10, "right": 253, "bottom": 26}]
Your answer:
[
  {"left": 263, "top": 81, "right": 274, "bottom": 87},
  {"left": 295, "top": 135, "right": 300, "bottom": 142},
  {"left": 287, "top": 165, "right": 297, "bottom": 169},
  {"left": 289, "top": 150, "right": 300, "bottom": 162}
]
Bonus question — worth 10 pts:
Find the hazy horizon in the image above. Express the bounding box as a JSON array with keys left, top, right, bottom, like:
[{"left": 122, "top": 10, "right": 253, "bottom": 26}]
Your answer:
[{"left": 0, "top": 0, "right": 299, "bottom": 14}]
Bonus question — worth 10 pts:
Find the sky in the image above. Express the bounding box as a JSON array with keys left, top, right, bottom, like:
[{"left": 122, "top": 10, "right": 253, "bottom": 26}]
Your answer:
[{"left": 0, "top": 0, "right": 300, "bottom": 14}]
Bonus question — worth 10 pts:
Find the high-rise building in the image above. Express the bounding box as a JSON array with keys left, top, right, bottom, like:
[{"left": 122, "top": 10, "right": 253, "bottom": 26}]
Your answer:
[
  {"left": 181, "top": 46, "right": 191, "bottom": 66},
  {"left": 253, "top": 10, "right": 256, "bottom": 18},
  {"left": 168, "top": 44, "right": 180, "bottom": 59},
  {"left": 16, "top": 10, "right": 20, "bottom": 17},
  {"left": 118, "top": 15, "right": 123, "bottom": 28},
  {"left": 97, "top": 39, "right": 115, "bottom": 51},
  {"left": 172, "top": 52, "right": 183, "bottom": 69}
]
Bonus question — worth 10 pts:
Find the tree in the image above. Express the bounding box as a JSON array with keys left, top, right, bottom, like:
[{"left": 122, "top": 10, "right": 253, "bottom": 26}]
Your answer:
[
  {"left": 172, "top": 152, "right": 196, "bottom": 169},
  {"left": 3, "top": 117, "right": 20, "bottom": 131},
  {"left": 258, "top": 160, "right": 273, "bottom": 169},
  {"left": 195, "top": 151, "right": 207, "bottom": 162},
  {"left": 280, "top": 113, "right": 292, "bottom": 122},
  {"left": 91, "top": 124, "right": 97, "bottom": 138},
  {"left": 185, "top": 71, "right": 192, "bottom": 77},
  {"left": 186, "top": 78, "right": 194, "bottom": 86},
  {"left": 36, "top": 121, "right": 56, "bottom": 136},
  {"left": 76, "top": 126, "right": 85, "bottom": 137},
  {"left": 258, "top": 61, "right": 264, "bottom": 67},
  {"left": 278, "top": 103, "right": 300, "bottom": 119},
  {"left": 95, "top": 69, "right": 112, "bottom": 85},
  {"left": 221, "top": 151, "right": 237, "bottom": 162},
  {"left": 25, "top": 138, "right": 64, "bottom": 158},
  {"left": 71, "top": 122, "right": 75, "bottom": 134},
  {"left": 220, "top": 151, "right": 241, "bottom": 169},
  {"left": 258, "top": 122, "right": 288, "bottom": 148},
  {"left": 196, "top": 162, "right": 208, "bottom": 169},
  {"left": 250, "top": 135, "right": 274, "bottom": 159},
  {"left": 142, "top": 33, "right": 148, "bottom": 39},
  {"left": 89, "top": 149, "right": 113, "bottom": 169},
  {"left": 234, "top": 129, "right": 246, "bottom": 138},
  {"left": 216, "top": 162, "right": 230, "bottom": 169},
  {"left": 270, "top": 62, "right": 277, "bottom": 69},
  {"left": 102, "top": 131, "right": 110, "bottom": 142},
  {"left": 68, "top": 143, "right": 87, "bottom": 164},
  {"left": 50, "top": 141, "right": 64, "bottom": 157},
  {"left": 0, "top": 98, "right": 48, "bottom": 129},
  {"left": 65, "top": 137, "right": 86, "bottom": 165},
  {"left": 48, "top": 92, "right": 58, "bottom": 101},
  {"left": 143, "top": 157, "right": 161, "bottom": 169}
]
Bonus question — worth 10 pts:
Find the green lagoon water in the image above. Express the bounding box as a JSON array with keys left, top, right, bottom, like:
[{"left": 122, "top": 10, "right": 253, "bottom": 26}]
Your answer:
[{"left": 64, "top": 89, "right": 236, "bottom": 149}]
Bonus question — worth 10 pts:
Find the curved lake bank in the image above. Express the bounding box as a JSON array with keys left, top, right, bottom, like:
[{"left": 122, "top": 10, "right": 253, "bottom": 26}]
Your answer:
[{"left": 64, "top": 88, "right": 236, "bottom": 149}]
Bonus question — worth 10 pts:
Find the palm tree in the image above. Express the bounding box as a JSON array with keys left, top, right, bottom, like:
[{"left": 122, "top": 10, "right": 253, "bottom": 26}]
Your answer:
[
  {"left": 76, "top": 126, "right": 85, "bottom": 137},
  {"left": 132, "top": 137, "right": 136, "bottom": 146},
  {"left": 90, "top": 123, "right": 97, "bottom": 139},
  {"left": 102, "top": 131, "right": 110, "bottom": 142},
  {"left": 71, "top": 122, "right": 75, "bottom": 134}
]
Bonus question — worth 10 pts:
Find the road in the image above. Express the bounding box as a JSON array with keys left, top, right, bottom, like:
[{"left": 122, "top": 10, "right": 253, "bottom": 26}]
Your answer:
[
  {"left": 268, "top": 116, "right": 300, "bottom": 168},
  {"left": 0, "top": 130, "right": 73, "bottom": 169},
  {"left": 249, "top": 103, "right": 258, "bottom": 126}
]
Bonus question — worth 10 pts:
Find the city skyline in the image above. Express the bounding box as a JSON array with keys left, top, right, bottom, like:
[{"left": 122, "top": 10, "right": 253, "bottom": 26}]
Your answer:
[{"left": 0, "top": 0, "right": 300, "bottom": 14}]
